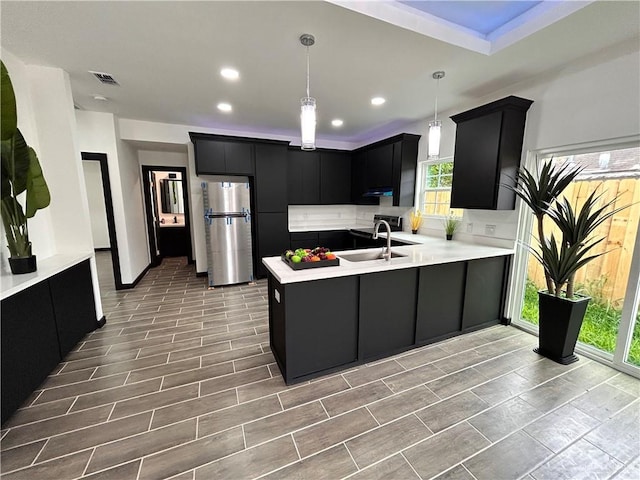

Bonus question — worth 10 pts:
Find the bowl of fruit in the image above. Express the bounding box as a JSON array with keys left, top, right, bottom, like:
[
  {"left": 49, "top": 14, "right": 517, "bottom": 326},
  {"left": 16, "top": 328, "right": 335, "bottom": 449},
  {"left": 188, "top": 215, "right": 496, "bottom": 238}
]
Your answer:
[{"left": 281, "top": 247, "right": 340, "bottom": 270}]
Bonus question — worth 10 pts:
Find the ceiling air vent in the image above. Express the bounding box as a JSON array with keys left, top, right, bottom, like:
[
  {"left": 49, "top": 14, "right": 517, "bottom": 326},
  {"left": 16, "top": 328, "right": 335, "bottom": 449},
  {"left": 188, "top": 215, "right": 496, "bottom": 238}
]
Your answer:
[{"left": 89, "top": 71, "right": 119, "bottom": 86}]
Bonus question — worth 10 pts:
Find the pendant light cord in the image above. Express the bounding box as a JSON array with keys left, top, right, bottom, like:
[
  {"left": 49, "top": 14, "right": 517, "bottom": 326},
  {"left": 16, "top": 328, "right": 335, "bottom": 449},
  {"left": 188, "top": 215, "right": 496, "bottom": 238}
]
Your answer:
[
  {"left": 306, "top": 45, "right": 310, "bottom": 98},
  {"left": 434, "top": 75, "right": 439, "bottom": 122}
]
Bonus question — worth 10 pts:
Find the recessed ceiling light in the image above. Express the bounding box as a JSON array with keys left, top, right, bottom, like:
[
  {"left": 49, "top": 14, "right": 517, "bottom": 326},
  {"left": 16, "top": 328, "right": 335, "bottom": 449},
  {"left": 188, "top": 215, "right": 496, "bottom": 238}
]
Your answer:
[
  {"left": 371, "top": 97, "right": 386, "bottom": 106},
  {"left": 92, "top": 95, "right": 108, "bottom": 101},
  {"left": 331, "top": 119, "right": 344, "bottom": 127},
  {"left": 217, "top": 102, "right": 232, "bottom": 112},
  {"left": 220, "top": 68, "right": 239, "bottom": 80}
]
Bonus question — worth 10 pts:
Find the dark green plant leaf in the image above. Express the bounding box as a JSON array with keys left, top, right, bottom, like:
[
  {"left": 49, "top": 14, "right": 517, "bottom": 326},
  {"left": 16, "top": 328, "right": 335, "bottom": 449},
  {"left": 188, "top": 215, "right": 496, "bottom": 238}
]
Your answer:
[
  {"left": 0, "top": 61, "right": 17, "bottom": 142},
  {"left": 25, "top": 146, "right": 51, "bottom": 218}
]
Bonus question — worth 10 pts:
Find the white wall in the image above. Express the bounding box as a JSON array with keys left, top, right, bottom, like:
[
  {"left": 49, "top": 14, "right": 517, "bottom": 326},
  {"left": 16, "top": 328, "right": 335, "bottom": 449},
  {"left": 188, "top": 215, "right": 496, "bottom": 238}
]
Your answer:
[
  {"left": 82, "top": 161, "right": 110, "bottom": 249},
  {"left": 1, "top": 51, "right": 103, "bottom": 321},
  {"left": 75, "top": 111, "right": 151, "bottom": 284}
]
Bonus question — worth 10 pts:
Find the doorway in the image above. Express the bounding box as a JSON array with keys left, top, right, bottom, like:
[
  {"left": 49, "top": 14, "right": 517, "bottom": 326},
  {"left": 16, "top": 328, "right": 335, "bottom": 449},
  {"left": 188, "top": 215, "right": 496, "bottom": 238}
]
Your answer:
[
  {"left": 81, "top": 152, "right": 124, "bottom": 290},
  {"left": 141, "top": 166, "right": 193, "bottom": 266}
]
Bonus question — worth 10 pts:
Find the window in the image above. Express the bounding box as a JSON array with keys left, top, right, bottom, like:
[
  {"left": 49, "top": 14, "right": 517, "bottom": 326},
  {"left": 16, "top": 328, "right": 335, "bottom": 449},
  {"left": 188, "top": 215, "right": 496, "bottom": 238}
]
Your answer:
[{"left": 417, "top": 158, "right": 463, "bottom": 216}]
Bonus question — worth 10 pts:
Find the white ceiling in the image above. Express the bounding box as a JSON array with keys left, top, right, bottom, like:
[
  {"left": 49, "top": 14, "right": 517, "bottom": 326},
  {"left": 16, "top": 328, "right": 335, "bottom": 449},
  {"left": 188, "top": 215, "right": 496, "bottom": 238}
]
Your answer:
[{"left": 1, "top": 1, "right": 639, "bottom": 146}]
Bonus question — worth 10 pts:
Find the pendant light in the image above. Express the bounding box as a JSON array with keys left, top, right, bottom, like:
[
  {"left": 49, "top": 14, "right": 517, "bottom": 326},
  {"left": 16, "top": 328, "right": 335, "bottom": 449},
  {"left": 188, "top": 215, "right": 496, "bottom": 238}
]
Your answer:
[
  {"left": 428, "top": 71, "right": 445, "bottom": 160},
  {"left": 300, "top": 33, "right": 316, "bottom": 151}
]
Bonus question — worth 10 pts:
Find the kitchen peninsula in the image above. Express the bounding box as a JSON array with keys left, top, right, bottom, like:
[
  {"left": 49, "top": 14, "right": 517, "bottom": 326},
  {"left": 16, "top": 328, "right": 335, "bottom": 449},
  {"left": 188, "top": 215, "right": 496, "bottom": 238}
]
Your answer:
[{"left": 263, "top": 237, "right": 514, "bottom": 384}]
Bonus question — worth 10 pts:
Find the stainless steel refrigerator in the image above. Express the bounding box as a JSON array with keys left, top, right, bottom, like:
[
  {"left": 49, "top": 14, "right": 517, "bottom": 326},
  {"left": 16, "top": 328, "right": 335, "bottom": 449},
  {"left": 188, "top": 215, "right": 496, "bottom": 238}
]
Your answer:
[{"left": 202, "top": 180, "right": 254, "bottom": 287}]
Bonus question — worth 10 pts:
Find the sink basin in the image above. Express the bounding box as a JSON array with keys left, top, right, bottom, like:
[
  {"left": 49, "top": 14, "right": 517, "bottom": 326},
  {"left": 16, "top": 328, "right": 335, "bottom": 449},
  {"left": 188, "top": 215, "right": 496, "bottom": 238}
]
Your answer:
[{"left": 339, "top": 250, "right": 407, "bottom": 262}]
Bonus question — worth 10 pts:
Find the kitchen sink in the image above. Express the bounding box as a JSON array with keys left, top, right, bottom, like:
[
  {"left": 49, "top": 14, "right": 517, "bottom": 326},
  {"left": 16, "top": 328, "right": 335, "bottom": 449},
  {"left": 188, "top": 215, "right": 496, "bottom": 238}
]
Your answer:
[{"left": 339, "top": 250, "right": 407, "bottom": 262}]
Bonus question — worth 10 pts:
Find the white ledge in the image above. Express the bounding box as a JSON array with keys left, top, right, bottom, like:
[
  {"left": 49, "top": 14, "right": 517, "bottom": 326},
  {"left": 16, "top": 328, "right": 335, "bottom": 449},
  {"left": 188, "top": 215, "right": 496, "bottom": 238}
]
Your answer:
[{"left": 0, "top": 253, "right": 94, "bottom": 301}]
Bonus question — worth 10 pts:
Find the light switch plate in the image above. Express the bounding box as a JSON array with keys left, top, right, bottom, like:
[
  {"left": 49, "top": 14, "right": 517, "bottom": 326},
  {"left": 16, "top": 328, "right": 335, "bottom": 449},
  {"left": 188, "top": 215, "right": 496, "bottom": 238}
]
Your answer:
[
  {"left": 466, "top": 222, "right": 473, "bottom": 233},
  {"left": 485, "top": 224, "right": 496, "bottom": 235}
]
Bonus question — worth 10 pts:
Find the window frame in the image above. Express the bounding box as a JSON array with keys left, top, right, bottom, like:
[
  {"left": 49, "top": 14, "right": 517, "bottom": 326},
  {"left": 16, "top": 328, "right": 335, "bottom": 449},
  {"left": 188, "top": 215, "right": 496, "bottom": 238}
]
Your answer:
[{"left": 415, "top": 156, "right": 460, "bottom": 218}]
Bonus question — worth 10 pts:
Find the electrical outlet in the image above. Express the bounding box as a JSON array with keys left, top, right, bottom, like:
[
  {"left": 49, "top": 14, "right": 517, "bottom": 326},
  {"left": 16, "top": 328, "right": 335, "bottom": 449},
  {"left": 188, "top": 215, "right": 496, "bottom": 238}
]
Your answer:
[
  {"left": 485, "top": 224, "right": 496, "bottom": 236},
  {"left": 466, "top": 222, "right": 473, "bottom": 233}
]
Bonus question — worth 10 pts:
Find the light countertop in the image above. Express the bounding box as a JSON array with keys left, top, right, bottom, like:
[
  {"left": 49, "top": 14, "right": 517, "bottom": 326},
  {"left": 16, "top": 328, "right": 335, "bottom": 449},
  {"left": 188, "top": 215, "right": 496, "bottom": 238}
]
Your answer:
[
  {"left": 263, "top": 236, "right": 514, "bottom": 284},
  {"left": 0, "top": 253, "right": 94, "bottom": 300}
]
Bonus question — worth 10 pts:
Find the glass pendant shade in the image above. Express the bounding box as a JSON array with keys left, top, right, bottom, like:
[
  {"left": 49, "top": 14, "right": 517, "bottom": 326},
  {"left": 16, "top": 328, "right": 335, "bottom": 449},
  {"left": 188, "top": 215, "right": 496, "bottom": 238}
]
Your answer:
[
  {"left": 300, "top": 97, "right": 316, "bottom": 151},
  {"left": 428, "top": 119, "right": 441, "bottom": 159}
]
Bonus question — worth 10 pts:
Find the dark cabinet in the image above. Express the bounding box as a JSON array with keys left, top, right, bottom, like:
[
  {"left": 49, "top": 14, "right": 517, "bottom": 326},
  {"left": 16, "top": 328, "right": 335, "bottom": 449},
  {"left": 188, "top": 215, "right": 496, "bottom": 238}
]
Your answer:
[
  {"left": 49, "top": 260, "right": 99, "bottom": 358},
  {"left": 450, "top": 96, "right": 533, "bottom": 210},
  {"left": 290, "top": 230, "right": 351, "bottom": 251},
  {"left": 288, "top": 149, "right": 352, "bottom": 205},
  {"left": 191, "top": 134, "right": 254, "bottom": 175},
  {"left": 1, "top": 259, "right": 98, "bottom": 424},
  {"left": 2, "top": 281, "right": 59, "bottom": 424},
  {"left": 287, "top": 150, "right": 320, "bottom": 205},
  {"left": 359, "top": 269, "right": 418, "bottom": 361},
  {"left": 416, "top": 262, "right": 466, "bottom": 344},
  {"left": 256, "top": 212, "right": 289, "bottom": 278},
  {"left": 269, "top": 275, "right": 359, "bottom": 382},
  {"left": 158, "top": 226, "right": 189, "bottom": 257},
  {"left": 255, "top": 143, "right": 288, "bottom": 212},
  {"left": 462, "top": 256, "right": 508, "bottom": 329},
  {"left": 351, "top": 134, "right": 420, "bottom": 206},
  {"left": 320, "top": 151, "right": 351, "bottom": 204}
]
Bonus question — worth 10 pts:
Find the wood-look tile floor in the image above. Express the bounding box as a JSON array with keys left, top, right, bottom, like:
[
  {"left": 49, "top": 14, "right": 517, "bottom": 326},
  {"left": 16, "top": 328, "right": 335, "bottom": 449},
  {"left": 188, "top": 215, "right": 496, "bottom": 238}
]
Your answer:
[{"left": 1, "top": 253, "right": 639, "bottom": 479}]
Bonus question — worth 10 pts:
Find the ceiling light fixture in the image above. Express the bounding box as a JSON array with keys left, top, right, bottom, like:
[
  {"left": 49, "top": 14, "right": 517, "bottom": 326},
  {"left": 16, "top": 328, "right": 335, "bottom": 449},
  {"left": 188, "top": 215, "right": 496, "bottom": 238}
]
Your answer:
[
  {"left": 300, "top": 33, "right": 316, "bottom": 151},
  {"left": 428, "top": 71, "right": 445, "bottom": 160},
  {"left": 92, "top": 95, "right": 108, "bottom": 101},
  {"left": 331, "top": 119, "right": 344, "bottom": 127},
  {"left": 371, "top": 97, "right": 386, "bottom": 106},
  {"left": 217, "top": 102, "right": 232, "bottom": 112},
  {"left": 220, "top": 68, "right": 239, "bottom": 80}
]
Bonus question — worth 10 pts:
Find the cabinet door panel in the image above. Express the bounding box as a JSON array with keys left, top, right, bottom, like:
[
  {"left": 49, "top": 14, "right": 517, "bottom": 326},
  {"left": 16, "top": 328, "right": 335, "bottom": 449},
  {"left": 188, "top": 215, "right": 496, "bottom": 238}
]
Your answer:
[
  {"left": 287, "top": 150, "right": 320, "bottom": 205},
  {"left": 255, "top": 144, "right": 288, "bottom": 212},
  {"left": 416, "top": 263, "right": 465, "bottom": 343},
  {"left": 462, "top": 256, "right": 507, "bottom": 329},
  {"left": 256, "top": 212, "right": 289, "bottom": 277},
  {"left": 368, "top": 143, "right": 394, "bottom": 188},
  {"left": 1, "top": 282, "right": 60, "bottom": 423},
  {"left": 49, "top": 260, "right": 98, "bottom": 357},
  {"left": 320, "top": 151, "right": 351, "bottom": 204},
  {"left": 224, "top": 142, "right": 253, "bottom": 175},
  {"left": 451, "top": 111, "right": 503, "bottom": 209},
  {"left": 194, "top": 139, "right": 225, "bottom": 175},
  {"left": 287, "top": 276, "right": 359, "bottom": 379},
  {"left": 359, "top": 269, "right": 417, "bottom": 360},
  {"left": 290, "top": 232, "right": 319, "bottom": 250},
  {"left": 318, "top": 231, "right": 350, "bottom": 251}
]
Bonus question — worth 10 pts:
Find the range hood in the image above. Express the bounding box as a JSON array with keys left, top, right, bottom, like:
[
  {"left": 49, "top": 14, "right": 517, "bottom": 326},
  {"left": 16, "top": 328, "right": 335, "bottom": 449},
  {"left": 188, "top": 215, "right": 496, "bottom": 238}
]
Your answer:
[{"left": 363, "top": 187, "right": 393, "bottom": 197}]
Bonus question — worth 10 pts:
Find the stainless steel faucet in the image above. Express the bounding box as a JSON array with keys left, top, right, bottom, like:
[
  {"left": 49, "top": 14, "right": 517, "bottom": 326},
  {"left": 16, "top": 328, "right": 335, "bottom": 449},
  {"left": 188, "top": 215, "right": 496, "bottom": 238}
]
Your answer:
[{"left": 373, "top": 219, "right": 392, "bottom": 261}]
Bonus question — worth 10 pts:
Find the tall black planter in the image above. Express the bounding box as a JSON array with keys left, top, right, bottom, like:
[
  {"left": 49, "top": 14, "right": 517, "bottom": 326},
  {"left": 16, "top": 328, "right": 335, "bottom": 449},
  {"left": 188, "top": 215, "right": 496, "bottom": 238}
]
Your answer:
[
  {"left": 535, "top": 291, "right": 590, "bottom": 365},
  {"left": 8, "top": 255, "right": 37, "bottom": 274}
]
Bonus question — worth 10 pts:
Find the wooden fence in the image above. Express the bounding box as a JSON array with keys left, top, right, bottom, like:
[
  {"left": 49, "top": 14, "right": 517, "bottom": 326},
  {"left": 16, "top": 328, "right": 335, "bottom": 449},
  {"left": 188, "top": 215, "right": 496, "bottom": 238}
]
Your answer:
[{"left": 527, "top": 176, "right": 640, "bottom": 307}]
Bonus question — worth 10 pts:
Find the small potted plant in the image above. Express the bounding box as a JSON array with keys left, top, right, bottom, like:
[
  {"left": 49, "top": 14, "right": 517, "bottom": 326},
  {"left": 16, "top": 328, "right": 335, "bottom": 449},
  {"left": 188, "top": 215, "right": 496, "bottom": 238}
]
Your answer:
[
  {"left": 511, "top": 159, "right": 629, "bottom": 364},
  {"left": 409, "top": 210, "right": 423, "bottom": 234},
  {"left": 1, "top": 60, "right": 51, "bottom": 274},
  {"left": 444, "top": 214, "right": 461, "bottom": 240}
]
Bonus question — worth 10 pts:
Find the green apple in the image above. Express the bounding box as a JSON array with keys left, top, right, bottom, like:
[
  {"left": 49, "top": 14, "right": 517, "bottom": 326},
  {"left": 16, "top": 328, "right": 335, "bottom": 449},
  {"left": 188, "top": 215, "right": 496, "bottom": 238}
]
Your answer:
[{"left": 291, "top": 255, "right": 302, "bottom": 263}]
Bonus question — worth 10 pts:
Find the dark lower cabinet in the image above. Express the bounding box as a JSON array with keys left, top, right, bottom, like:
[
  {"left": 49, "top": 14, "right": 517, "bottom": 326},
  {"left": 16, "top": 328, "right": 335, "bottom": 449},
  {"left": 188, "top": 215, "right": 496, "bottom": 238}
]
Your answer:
[
  {"left": 269, "top": 275, "right": 359, "bottom": 382},
  {"left": 49, "top": 260, "right": 98, "bottom": 357},
  {"left": 416, "top": 262, "right": 466, "bottom": 343},
  {"left": 462, "top": 256, "right": 508, "bottom": 330},
  {"left": 256, "top": 212, "right": 289, "bottom": 278},
  {"left": 359, "top": 269, "right": 418, "bottom": 360},
  {"left": 290, "top": 232, "right": 319, "bottom": 250},
  {"left": 290, "top": 230, "right": 352, "bottom": 251},
  {"left": 158, "top": 226, "right": 189, "bottom": 257},
  {"left": 1, "top": 281, "right": 59, "bottom": 424},
  {"left": 1, "top": 259, "right": 98, "bottom": 424},
  {"left": 268, "top": 254, "right": 510, "bottom": 385}
]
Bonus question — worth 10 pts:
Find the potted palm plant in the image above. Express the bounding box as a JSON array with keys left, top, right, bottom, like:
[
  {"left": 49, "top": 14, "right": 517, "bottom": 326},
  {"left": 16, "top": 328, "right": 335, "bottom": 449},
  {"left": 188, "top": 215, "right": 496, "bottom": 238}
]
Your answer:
[
  {"left": 1, "top": 60, "right": 51, "bottom": 274},
  {"left": 512, "top": 159, "right": 629, "bottom": 364},
  {"left": 444, "top": 214, "right": 461, "bottom": 240}
]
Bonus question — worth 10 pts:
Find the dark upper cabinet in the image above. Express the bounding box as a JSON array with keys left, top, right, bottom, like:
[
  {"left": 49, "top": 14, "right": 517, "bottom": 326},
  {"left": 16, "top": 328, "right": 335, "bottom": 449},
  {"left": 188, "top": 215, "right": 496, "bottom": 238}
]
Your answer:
[
  {"left": 255, "top": 143, "right": 289, "bottom": 212},
  {"left": 190, "top": 134, "right": 254, "bottom": 176},
  {"left": 450, "top": 96, "right": 533, "bottom": 210},
  {"left": 287, "top": 150, "right": 320, "bottom": 205},
  {"left": 320, "top": 151, "right": 351, "bottom": 204},
  {"left": 351, "top": 151, "right": 377, "bottom": 205},
  {"left": 351, "top": 134, "right": 420, "bottom": 207}
]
